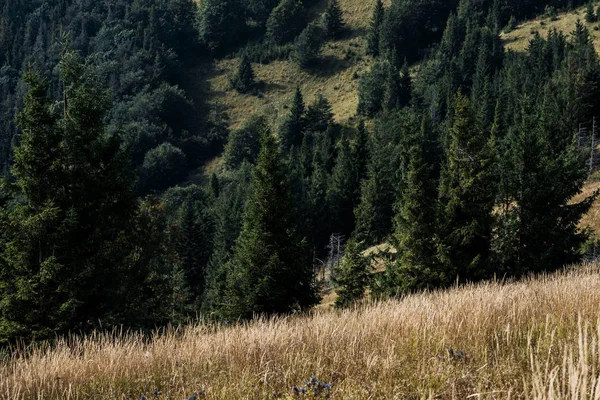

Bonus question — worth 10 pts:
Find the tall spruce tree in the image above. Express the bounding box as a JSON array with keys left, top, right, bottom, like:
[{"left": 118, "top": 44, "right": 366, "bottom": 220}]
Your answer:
[
  {"left": 279, "top": 87, "right": 306, "bottom": 152},
  {"left": 323, "top": 0, "right": 345, "bottom": 39},
  {"left": 231, "top": 53, "right": 256, "bottom": 94},
  {"left": 226, "top": 129, "right": 318, "bottom": 319},
  {"left": 367, "top": 0, "right": 384, "bottom": 57},
  {"left": 0, "top": 51, "right": 144, "bottom": 342},
  {"left": 387, "top": 117, "right": 441, "bottom": 293},
  {"left": 438, "top": 92, "right": 496, "bottom": 284}
]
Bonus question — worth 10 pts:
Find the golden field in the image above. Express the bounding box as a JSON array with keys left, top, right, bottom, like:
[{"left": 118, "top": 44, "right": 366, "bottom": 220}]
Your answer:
[{"left": 3, "top": 265, "right": 600, "bottom": 399}]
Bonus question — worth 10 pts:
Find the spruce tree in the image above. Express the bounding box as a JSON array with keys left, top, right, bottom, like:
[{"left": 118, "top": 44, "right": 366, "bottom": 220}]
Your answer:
[
  {"left": 586, "top": 3, "right": 597, "bottom": 23},
  {"left": 323, "top": 0, "right": 345, "bottom": 40},
  {"left": 306, "top": 93, "right": 334, "bottom": 133},
  {"left": 293, "top": 22, "right": 325, "bottom": 68},
  {"left": 388, "top": 117, "right": 441, "bottom": 293},
  {"left": 334, "top": 240, "right": 371, "bottom": 308},
  {"left": 279, "top": 87, "right": 306, "bottom": 152},
  {"left": 327, "top": 135, "right": 359, "bottom": 238},
  {"left": 0, "top": 51, "right": 144, "bottom": 342},
  {"left": 438, "top": 92, "right": 496, "bottom": 284},
  {"left": 231, "top": 53, "right": 256, "bottom": 94},
  {"left": 266, "top": 0, "right": 305, "bottom": 45},
  {"left": 226, "top": 129, "right": 318, "bottom": 319},
  {"left": 367, "top": 0, "right": 384, "bottom": 57}
]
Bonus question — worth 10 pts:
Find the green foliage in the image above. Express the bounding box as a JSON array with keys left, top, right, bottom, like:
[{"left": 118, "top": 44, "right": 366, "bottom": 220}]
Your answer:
[
  {"left": 140, "top": 143, "right": 187, "bottom": 194},
  {"left": 293, "top": 22, "right": 325, "bottom": 68},
  {"left": 198, "top": 0, "right": 246, "bottom": 52},
  {"left": 224, "top": 115, "right": 269, "bottom": 169},
  {"left": 306, "top": 94, "right": 334, "bottom": 133},
  {"left": 586, "top": 3, "right": 597, "bottom": 23},
  {"left": 334, "top": 240, "right": 371, "bottom": 308},
  {"left": 387, "top": 117, "right": 441, "bottom": 294},
  {"left": 0, "top": 52, "right": 155, "bottom": 342},
  {"left": 279, "top": 87, "right": 306, "bottom": 152},
  {"left": 231, "top": 53, "right": 257, "bottom": 94},
  {"left": 266, "top": 0, "right": 306, "bottom": 45},
  {"left": 358, "top": 60, "right": 396, "bottom": 117},
  {"left": 226, "top": 129, "right": 318, "bottom": 319},
  {"left": 438, "top": 92, "right": 496, "bottom": 283},
  {"left": 322, "top": 0, "right": 345, "bottom": 40},
  {"left": 367, "top": 0, "right": 385, "bottom": 57}
]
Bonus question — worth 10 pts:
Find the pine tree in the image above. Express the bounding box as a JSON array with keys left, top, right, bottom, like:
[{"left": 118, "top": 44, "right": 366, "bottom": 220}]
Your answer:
[
  {"left": 366, "top": 0, "right": 384, "bottom": 57},
  {"left": 327, "top": 135, "right": 359, "bottom": 238},
  {"left": 231, "top": 53, "right": 256, "bottom": 94},
  {"left": 388, "top": 117, "right": 441, "bottom": 293},
  {"left": 306, "top": 93, "right": 334, "bottom": 133},
  {"left": 226, "top": 129, "right": 318, "bottom": 319},
  {"left": 0, "top": 51, "right": 144, "bottom": 342},
  {"left": 438, "top": 92, "right": 496, "bottom": 284},
  {"left": 279, "top": 87, "right": 306, "bottom": 152},
  {"left": 293, "top": 22, "right": 325, "bottom": 68},
  {"left": 323, "top": 0, "right": 345, "bottom": 40},
  {"left": 398, "top": 62, "right": 412, "bottom": 108},
  {"left": 266, "top": 0, "right": 305, "bottom": 45},
  {"left": 586, "top": 3, "right": 597, "bottom": 23},
  {"left": 334, "top": 240, "right": 371, "bottom": 308}
]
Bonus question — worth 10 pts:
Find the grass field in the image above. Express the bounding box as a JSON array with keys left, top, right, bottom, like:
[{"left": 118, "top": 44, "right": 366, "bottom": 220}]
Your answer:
[
  {"left": 502, "top": 3, "right": 600, "bottom": 53},
  {"left": 203, "top": 0, "right": 389, "bottom": 131},
  {"left": 3, "top": 265, "right": 600, "bottom": 399}
]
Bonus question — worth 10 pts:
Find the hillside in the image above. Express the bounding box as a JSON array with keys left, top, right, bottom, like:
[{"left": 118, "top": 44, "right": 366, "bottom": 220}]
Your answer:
[
  {"left": 202, "top": 0, "right": 387, "bottom": 130},
  {"left": 3, "top": 265, "right": 600, "bottom": 399},
  {"left": 502, "top": 3, "right": 600, "bottom": 52}
]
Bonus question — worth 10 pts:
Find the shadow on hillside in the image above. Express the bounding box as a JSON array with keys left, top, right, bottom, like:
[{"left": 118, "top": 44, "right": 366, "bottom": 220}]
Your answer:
[{"left": 309, "top": 55, "right": 352, "bottom": 78}]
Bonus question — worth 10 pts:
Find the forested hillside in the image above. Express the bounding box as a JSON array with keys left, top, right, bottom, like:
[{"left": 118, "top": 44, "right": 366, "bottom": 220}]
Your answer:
[{"left": 1, "top": 0, "right": 599, "bottom": 345}]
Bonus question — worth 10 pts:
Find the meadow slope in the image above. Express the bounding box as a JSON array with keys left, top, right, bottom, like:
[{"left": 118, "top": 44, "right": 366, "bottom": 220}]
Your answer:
[{"left": 3, "top": 265, "right": 600, "bottom": 399}]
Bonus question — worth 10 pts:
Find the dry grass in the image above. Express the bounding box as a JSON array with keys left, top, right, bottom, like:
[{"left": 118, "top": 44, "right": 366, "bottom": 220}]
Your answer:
[
  {"left": 4, "top": 265, "right": 600, "bottom": 399},
  {"left": 502, "top": 4, "right": 600, "bottom": 53},
  {"left": 204, "top": 0, "right": 388, "bottom": 131},
  {"left": 574, "top": 180, "right": 600, "bottom": 235}
]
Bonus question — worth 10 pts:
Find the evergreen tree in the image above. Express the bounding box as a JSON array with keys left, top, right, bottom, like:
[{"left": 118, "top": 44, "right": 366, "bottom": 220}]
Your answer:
[
  {"left": 323, "top": 0, "right": 345, "bottom": 39},
  {"left": 293, "top": 22, "right": 325, "bottom": 68},
  {"left": 327, "top": 135, "right": 360, "bottom": 237},
  {"left": 0, "top": 52, "right": 146, "bottom": 342},
  {"left": 334, "top": 240, "right": 371, "bottom": 308},
  {"left": 231, "top": 53, "right": 257, "bottom": 94},
  {"left": 387, "top": 117, "right": 441, "bottom": 293},
  {"left": 198, "top": 0, "right": 245, "bottom": 52},
  {"left": 366, "top": 0, "right": 384, "bottom": 57},
  {"left": 497, "top": 97, "right": 596, "bottom": 276},
  {"left": 266, "top": 0, "right": 305, "bottom": 45},
  {"left": 306, "top": 93, "right": 334, "bottom": 133},
  {"left": 438, "top": 92, "right": 496, "bottom": 284},
  {"left": 224, "top": 115, "right": 268, "bottom": 169},
  {"left": 226, "top": 129, "right": 318, "bottom": 319},
  {"left": 586, "top": 2, "right": 597, "bottom": 23},
  {"left": 174, "top": 197, "right": 212, "bottom": 313},
  {"left": 279, "top": 87, "right": 306, "bottom": 152}
]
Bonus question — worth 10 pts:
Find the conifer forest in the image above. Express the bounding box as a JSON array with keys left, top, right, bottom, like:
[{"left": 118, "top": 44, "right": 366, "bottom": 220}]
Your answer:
[{"left": 0, "top": 0, "right": 599, "bottom": 356}]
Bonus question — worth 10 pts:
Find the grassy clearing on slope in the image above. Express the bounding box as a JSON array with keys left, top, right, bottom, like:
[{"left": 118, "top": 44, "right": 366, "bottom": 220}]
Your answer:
[
  {"left": 3, "top": 265, "right": 600, "bottom": 399},
  {"left": 204, "top": 0, "right": 388, "bottom": 131},
  {"left": 502, "top": 4, "right": 600, "bottom": 52}
]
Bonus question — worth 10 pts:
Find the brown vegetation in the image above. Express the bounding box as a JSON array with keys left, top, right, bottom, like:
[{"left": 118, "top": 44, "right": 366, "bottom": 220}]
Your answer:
[{"left": 3, "top": 265, "right": 600, "bottom": 399}]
